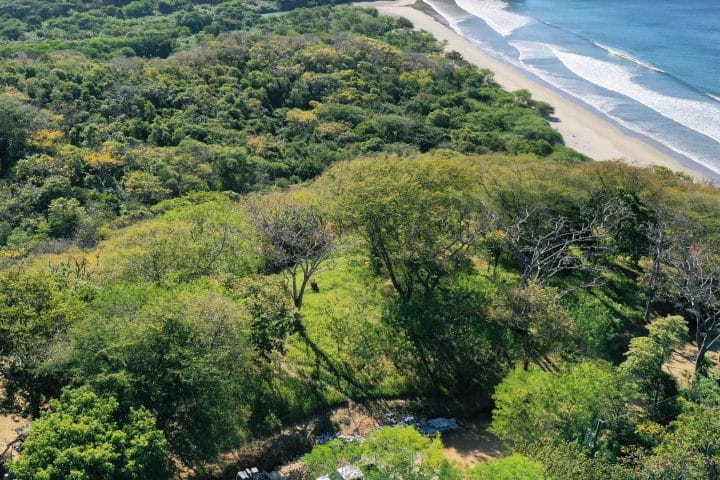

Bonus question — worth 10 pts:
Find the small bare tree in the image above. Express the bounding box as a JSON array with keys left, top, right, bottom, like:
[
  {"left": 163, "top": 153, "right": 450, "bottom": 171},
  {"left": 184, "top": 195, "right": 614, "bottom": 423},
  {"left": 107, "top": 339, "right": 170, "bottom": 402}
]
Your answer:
[
  {"left": 668, "top": 246, "right": 720, "bottom": 374},
  {"left": 248, "top": 197, "right": 335, "bottom": 309}
]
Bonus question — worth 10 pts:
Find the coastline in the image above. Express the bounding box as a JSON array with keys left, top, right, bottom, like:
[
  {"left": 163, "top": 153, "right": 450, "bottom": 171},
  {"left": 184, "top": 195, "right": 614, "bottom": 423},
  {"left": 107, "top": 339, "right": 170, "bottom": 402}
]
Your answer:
[{"left": 354, "top": 0, "right": 716, "bottom": 181}]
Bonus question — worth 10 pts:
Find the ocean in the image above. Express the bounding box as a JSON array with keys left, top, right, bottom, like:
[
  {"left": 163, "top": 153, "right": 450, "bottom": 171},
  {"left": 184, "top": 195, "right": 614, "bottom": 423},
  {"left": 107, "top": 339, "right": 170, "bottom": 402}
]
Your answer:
[{"left": 422, "top": 0, "right": 720, "bottom": 174}]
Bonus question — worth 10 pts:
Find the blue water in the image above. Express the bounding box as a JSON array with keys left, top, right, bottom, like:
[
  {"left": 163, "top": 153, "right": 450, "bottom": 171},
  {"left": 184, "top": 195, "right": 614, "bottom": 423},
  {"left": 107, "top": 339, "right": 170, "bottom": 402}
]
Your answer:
[{"left": 423, "top": 0, "right": 720, "bottom": 175}]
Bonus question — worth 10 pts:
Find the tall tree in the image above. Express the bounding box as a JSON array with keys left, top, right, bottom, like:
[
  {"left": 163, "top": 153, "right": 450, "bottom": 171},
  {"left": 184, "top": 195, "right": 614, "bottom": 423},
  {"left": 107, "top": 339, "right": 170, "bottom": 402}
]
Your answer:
[
  {"left": 0, "top": 94, "right": 48, "bottom": 176},
  {"left": 0, "top": 270, "right": 83, "bottom": 416},
  {"left": 640, "top": 207, "right": 694, "bottom": 321},
  {"left": 324, "top": 156, "right": 492, "bottom": 302},
  {"left": 490, "top": 362, "right": 634, "bottom": 450},
  {"left": 490, "top": 282, "right": 574, "bottom": 371}
]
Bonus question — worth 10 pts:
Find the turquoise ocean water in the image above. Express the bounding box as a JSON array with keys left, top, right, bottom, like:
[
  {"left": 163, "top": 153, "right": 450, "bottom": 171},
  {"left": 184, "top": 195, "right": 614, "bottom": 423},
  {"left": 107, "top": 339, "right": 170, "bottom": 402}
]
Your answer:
[{"left": 423, "top": 0, "right": 720, "bottom": 176}]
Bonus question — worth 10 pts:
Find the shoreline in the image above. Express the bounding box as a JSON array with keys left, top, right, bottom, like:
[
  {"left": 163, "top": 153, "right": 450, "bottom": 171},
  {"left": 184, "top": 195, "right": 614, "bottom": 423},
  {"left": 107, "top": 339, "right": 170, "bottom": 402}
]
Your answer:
[{"left": 354, "top": 0, "right": 717, "bottom": 182}]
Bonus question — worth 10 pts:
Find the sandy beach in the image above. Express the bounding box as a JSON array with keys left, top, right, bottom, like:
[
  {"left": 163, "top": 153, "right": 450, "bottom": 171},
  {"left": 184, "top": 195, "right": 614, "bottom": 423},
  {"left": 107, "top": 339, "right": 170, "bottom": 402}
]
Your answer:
[{"left": 354, "top": 0, "right": 714, "bottom": 180}]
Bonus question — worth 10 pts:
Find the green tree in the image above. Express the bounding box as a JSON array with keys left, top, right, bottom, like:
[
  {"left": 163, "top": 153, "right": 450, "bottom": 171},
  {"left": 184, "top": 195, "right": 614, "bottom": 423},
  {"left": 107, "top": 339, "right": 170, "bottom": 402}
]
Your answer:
[
  {"left": 527, "top": 441, "right": 634, "bottom": 480},
  {"left": 234, "top": 276, "right": 297, "bottom": 359},
  {"left": 64, "top": 288, "right": 256, "bottom": 464},
  {"left": 47, "top": 197, "right": 85, "bottom": 238},
  {"left": 122, "top": 0, "right": 153, "bottom": 18},
  {"left": 0, "top": 94, "right": 47, "bottom": 176},
  {"left": 324, "top": 155, "right": 489, "bottom": 302},
  {"left": 490, "top": 362, "right": 634, "bottom": 451},
  {"left": 621, "top": 315, "right": 686, "bottom": 418},
  {"left": 644, "top": 402, "right": 720, "bottom": 479},
  {"left": 301, "top": 426, "right": 461, "bottom": 480},
  {"left": 0, "top": 270, "right": 83, "bottom": 415},
  {"left": 122, "top": 171, "right": 170, "bottom": 205},
  {"left": 302, "top": 439, "right": 363, "bottom": 479},
  {"left": 363, "top": 426, "right": 455, "bottom": 480},
  {"left": 468, "top": 454, "right": 547, "bottom": 480},
  {"left": 490, "top": 282, "right": 574, "bottom": 370},
  {"left": 388, "top": 288, "right": 511, "bottom": 394},
  {"left": 11, "top": 387, "right": 171, "bottom": 480}
]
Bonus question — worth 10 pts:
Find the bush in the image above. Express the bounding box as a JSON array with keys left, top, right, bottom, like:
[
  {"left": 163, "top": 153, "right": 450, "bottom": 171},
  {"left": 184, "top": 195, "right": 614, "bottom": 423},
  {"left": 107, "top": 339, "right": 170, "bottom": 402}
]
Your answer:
[
  {"left": 122, "top": 0, "right": 154, "bottom": 18},
  {"left": 469, "top": 454, "right": 547, "bottom": 480},
  {"left": 11, "top": 387, "right": 171, "bottom": 480},
  {"left": 47, "top": 197, "right": 85, "bottom": 238}
]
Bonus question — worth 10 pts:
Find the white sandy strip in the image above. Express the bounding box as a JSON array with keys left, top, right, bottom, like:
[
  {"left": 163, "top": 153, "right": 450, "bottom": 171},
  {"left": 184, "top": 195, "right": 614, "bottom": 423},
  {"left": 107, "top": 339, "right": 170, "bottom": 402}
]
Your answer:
[{"left": 354, "top": 0, "right": 710, "bottom": 180}]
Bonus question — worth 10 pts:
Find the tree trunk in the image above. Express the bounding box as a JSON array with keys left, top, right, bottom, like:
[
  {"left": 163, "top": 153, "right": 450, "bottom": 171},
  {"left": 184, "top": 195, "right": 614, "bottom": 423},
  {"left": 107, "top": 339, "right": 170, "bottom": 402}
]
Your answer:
[
  {"left": 696, "top": 341, "right": 709, "bottom": 374},
  {"left": 644, "top": 235, "right": 664, "bottom": 321}
]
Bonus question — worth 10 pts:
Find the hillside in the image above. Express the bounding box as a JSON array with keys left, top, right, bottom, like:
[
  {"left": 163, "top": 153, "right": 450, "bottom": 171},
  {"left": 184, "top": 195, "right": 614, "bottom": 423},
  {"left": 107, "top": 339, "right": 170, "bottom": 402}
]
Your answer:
[{"left": 1, "top": 1, "right": 719, "bottom": 480}]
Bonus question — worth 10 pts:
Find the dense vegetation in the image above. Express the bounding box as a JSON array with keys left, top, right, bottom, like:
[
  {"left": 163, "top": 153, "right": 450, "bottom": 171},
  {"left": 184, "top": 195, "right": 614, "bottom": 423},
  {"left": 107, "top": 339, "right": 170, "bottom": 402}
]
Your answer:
[
  {"left": 0, "top": 0, "right": 574, "bottom": 258},
  {"left": 1, "top": 1, "right": 719, "bottom": 479}
]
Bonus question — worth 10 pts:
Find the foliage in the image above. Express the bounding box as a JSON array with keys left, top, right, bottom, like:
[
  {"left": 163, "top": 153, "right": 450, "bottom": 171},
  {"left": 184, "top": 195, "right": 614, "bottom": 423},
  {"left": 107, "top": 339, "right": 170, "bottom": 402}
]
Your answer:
[
  {"left": 0, "top": 269, "right": 84, "bottom": 414},
  {"left": 490, "top": 362, "right": 635, "bottom": 453},
  {"left": 0, "top": 93, "right": 50, "bottom": 176},
  {"left": 0, "top": 0, "right": 719, "bottom": 474},
  {"left": 302, "top": 426, "right": 461, "bottom": 480},
  {"left": 643, "top": 402, "right": 720, "bottom": 479},
  {"left": 0, "top": 4, "right": 569, "bottom": 253},
  {"left": 468, "top": 454, "right": 547, "bottom": 480},
  {"left": 10, "top": 387, "right": 170, "bottom": 480},
  {"left": 490, "top": 282, "right": 574, "bottom": 370},
  {"left": 233, "top": 275, "right": 298, "bottom": 358},
  {"left": 621, "top": 315, "right": 687, "bottom": 419},
  {"left": 323, "top": 155, "right": 488, "bottom": 302},
  {"left": 47, "top": 197, "right": 86, "bottom": 238},
  {"left": 61, "top": 285, "right": 257, "bottom": 463},
  {"left": 526, "top": 441, "right": 635, "bottom": 480},
  {"left": 386, "top": 286, "right": 511, "bottom": 394}
]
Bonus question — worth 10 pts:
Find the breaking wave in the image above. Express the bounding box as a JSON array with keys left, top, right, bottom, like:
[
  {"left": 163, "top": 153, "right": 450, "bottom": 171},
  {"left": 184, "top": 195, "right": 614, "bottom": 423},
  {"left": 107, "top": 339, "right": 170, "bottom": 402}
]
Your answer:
[
  {"left": 594, "top": 42, "right": 665, "bottom": 73},
  {"left": 552, "top": 49, "right": 720, "bottom": 144},
  {"left": 454, "top": 0, "right": 532, "bottom": 37}
]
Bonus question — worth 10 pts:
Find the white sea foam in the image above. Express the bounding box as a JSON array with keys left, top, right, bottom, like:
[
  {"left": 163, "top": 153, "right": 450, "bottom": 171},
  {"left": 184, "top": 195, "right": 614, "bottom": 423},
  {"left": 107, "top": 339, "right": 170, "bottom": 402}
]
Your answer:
[
  {"left": 423, "top": 0, "right": 472, "bottom": 27},
  {"left": 551, "top": 49, "right": 720, "bottom": 145},
  {"left": 505, "top": 41, "right": 719, "bottom": 173},
  {"left": 512, "top": 45, "right": 624, "bottom": 113},
  {"left": 708, "top": 93, "right": 720, "bottom": 103},
  {"left": 454, "top": 0, "right": 532, "bottom": 37},
  {"left": 510, "top": 40, "right": 555, "bottom": 61},
  {"left": 594, "top": 42, "right": 665, "bottom": 73}
]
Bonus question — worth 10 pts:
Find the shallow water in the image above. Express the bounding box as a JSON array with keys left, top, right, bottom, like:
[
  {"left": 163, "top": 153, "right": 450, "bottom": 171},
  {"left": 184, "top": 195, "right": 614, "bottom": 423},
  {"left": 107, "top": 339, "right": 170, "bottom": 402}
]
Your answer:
[{"left": 424, "top": 0, "right": 720, "bottom": 173}]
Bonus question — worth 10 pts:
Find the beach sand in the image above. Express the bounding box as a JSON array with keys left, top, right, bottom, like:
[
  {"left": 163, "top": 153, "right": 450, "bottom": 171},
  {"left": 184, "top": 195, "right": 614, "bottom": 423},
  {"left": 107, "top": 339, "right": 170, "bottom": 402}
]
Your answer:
[{"left": 354, "top": 0, "right": 714, "bottom": 180}]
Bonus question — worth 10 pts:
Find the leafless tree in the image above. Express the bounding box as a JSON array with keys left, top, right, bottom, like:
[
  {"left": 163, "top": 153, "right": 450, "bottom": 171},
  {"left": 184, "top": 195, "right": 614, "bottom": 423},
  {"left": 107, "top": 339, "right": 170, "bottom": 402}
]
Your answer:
[
  {"left": 640, "top": 208, "right": 695, "bottom": 321},
  {"left": 248, "top": 200, "right": 335, "bottom": 309},
  {"left": 500, "top": 201, "right": 630, "bottom": 290},
  {"left": 668, "top": 246, "right": 720, "bottom": 374}
]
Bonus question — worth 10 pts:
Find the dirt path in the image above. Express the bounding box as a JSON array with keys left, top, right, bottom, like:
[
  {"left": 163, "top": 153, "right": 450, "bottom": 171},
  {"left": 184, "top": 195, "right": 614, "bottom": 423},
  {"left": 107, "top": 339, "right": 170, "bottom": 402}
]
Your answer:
[
  {"left": 441, "top": 414, "right": 506, "bottom": 467},
  {"left": 0, "top": 414, "right": 29, "bottom": 463}
]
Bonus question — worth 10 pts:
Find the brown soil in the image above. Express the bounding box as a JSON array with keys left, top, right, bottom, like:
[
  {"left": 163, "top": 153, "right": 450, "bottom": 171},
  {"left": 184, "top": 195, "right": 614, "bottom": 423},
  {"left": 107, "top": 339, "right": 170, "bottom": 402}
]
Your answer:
[
  {"left": 664, "top": 341, "right": 719, "bottom": 387},
  {"left": 330, "top": 401, "right": 379, "bottom": 436},
  {"left": 0, "top": 414, "right": 29, "bottom": 462},
  {"left": 441, "top": 414, "right": 507, "bottom": 467}
]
